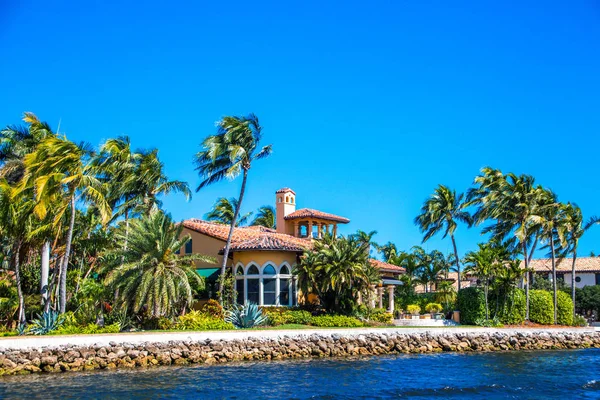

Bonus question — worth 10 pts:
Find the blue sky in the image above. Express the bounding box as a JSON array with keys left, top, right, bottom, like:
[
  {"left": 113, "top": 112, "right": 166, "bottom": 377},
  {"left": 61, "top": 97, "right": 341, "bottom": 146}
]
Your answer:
[{"left": 1, "top": 1, "right": 599, "bottom": 259}]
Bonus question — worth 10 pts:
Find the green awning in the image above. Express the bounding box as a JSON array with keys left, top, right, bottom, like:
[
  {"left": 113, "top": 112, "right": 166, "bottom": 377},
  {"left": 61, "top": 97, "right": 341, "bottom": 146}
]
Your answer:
[{"left": 196, "top": 268, "right": 220, "bottom": 280}]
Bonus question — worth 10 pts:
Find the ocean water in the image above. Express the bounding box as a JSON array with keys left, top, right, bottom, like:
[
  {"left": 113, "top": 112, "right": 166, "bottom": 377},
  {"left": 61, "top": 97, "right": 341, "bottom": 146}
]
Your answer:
[{"left": 0, "top": 349, "right": 598, "bottom": 399}]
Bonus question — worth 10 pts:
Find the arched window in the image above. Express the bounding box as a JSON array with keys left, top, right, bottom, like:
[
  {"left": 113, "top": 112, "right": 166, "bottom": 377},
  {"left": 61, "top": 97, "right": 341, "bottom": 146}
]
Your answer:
[
  {"left": 236, "top": 266, "right": 244, "bottom": 276},
  {"left": 280, "top": 265, "right": 290, "bottom": 275},
  {"left": 246, "top": 264, "right": 260, "bottom": 304},
  {"left": 247, "top": 265, "right": 259, "bottom": 275},
  {"left": 278, "top": 197, "right": 282, "bottom": 203},
  {"left": 291, "top": 197, "right": 294, "bottom": 204},
  {"left": 185, "top": 239, "right": 193, "bottom": 254},
  {"left": 263, "top": 264, "right": 276, "bottom": 275},
  {"left": 235, "top": 265, "right": 245, "bottom": 304}
]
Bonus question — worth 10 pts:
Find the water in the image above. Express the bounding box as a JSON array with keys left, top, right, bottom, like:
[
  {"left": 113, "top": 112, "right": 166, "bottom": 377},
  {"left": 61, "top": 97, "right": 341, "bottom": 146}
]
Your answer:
[{"left": 0, "top": 349, "right": 599, "bottom": 399}]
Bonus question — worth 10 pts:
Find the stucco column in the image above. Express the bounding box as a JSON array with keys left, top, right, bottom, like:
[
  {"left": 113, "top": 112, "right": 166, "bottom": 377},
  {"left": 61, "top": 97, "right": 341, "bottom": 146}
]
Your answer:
[
  {"left": 333, "top": 224, "right": 337, "bottom": 237},
  {"left": 275, "top": 274, "right": 280, "bottom": 306},
  {"left": 369, "top": 284, "right": 376, "bottom": 308},
  {"left": 308, "top": 221, "right": 313, "bottom": 239},
  {"left": 378, "top": 286, "right": 383, "bottom": 309},
  {"left": 387, "top": 285, "right": 394, "bottom": 313},
  {"left": 259, "top": 278, "right": 264, "bottom": 306}
]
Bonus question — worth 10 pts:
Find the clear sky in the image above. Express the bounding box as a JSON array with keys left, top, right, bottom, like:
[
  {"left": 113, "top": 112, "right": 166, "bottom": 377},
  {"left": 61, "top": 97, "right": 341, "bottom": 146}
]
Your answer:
[{"left": 1, "top": 1, "right": 599, "bottom": 259}]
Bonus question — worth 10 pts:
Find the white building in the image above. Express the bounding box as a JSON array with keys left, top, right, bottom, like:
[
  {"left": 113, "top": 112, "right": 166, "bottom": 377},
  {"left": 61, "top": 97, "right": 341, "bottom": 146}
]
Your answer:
[{"left": 525, "top": 257, "right": 600, "bottom": 288}]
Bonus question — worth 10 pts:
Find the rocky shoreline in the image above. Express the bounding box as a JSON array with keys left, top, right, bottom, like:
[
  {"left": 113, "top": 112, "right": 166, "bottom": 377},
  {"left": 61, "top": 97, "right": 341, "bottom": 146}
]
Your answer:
[{"left": 0, "top": 329, "right": 598, "bottom": 376}]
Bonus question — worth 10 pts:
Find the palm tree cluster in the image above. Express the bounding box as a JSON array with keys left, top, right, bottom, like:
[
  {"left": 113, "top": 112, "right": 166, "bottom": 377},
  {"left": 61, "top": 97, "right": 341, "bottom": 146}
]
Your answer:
[
  {"left": 294, "top": 233, "right": 381, "bottom": 314},
  {"left": 0, "top": 113, "right": 192, "bottom": 325}
]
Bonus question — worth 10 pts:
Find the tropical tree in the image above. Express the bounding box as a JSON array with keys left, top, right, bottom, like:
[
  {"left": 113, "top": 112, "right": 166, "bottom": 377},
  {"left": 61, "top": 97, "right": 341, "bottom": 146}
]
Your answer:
[
  {"left": 21, "top": 136, "right": 112, "bottom": 313},
  {"left": 294, "top": 234, "right": 378, "bottom": 314},
  {"left": 194, "top": 114, "right": 272, "bottom": 301},
  {"left": 205, "top": 197, "right": 252, "bottom": 226},
  {"left": 103, "top": 211, "right": 214, "bottom": 318},
  {"left": 412, "top": 247, "right": 447, "bottom": 293},
  {"left": 414, "top": 185, "right": 471, "bottom": 290},
  {"left": 376, "top": 241, "right": 398, "bottom": 262},
  {"left": 467, "top": 167, "right": 545, "bottom": 320},
  {"left": 251, "top": 205, "right": 276, "bottom": 229},
  {"left": 464, "top": 243, "right": 502, "bottom": 321}
]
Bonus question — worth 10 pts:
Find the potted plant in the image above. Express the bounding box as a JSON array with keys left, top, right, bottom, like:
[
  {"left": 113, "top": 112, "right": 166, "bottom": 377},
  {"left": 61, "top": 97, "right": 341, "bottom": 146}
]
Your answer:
[
  {"left": 425, "top": 303, "right": 444, "bottom": 319},
  {"left": 406, "top": 304, "right": 421, "bottom": 319}
]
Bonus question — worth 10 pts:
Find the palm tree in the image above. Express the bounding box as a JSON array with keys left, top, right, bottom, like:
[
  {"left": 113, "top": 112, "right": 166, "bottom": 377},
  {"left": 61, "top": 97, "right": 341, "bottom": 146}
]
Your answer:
[
  {"left": 194, "top": 114, "right": 272, "bottom": 301},
  {"left": 412, "top": 247, "right": 446, "bottom": 292},
  {"left": 251, "top": 205, "right": 276, "bottom": 229},
  {"left": 103, "top": 211, "right": 214, "bottom": 318},
  {"left": 376, "top": 241, "right": 398, "bottom": 262},
  {"left": 555, "top": 203, "right": 599, "bottom": 319},
  {"left": 464, "top": 243, "right": 501, "bottom": 321},
  {"left": 205, "top": 197, "right": 252, "bottom": 226},
  {"left": 414, "top": 185, "right": 471, "bottom": 290},
  {"left": 467, "top": 168, "right": 545, "bottom": 320},
  {"left": 21, "top": 136, "right": 112, "bottom": 313},
  {"left": 353, "top": 230, "right": 378, "bottom": 256}
]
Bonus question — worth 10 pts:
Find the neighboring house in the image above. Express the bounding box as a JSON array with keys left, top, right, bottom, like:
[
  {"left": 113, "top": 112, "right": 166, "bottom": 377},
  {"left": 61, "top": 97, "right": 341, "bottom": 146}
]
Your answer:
[
  {"left": 180, "top": 187, "right": 404, "bottom": 310},
  {"left": 414, "top": 272, "right": 477, "bottom": 294},
  {"left": 524, "top": 257, "right": 600, "bottom": 288}
]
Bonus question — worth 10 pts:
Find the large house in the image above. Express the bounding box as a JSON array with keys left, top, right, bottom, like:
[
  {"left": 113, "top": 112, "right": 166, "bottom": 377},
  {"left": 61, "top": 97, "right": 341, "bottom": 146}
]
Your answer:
[
  {"left": 525, "top": 257, "right": 600, "bottom": 288},
  {"left": 180, "top": 188, "right": 404, "bottom": 311}
]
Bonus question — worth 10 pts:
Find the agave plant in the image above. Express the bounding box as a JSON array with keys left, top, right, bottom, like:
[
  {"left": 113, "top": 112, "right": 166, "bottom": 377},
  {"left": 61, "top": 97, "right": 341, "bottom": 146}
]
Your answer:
[
  {"left": 29, "top": 311, "right": 64, "bottom": 335},
  {"left": 225, "top": 303, "right": 268, "bottom": 329}
]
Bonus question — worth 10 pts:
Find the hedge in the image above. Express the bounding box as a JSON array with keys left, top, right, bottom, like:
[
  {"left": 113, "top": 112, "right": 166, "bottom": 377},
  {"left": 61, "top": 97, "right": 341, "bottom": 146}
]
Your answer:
[
  {"left": 309, "top": 315, "right": 364, "bottom": 328},
  {"left": 529, "top": 290, "right": 554, "bottom": 325},
  {"left": 556, "top": 291, "right": 574, "bottom": 326},
  {"left": 492, "top": 288, "right": 526, "bottom": 325},
  {"left": 456, "top": 287, "right": 486, "bottom": 325}
]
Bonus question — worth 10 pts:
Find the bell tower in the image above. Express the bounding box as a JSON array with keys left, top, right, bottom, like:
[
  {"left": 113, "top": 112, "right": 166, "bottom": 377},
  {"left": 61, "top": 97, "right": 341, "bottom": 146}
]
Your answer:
[{"left": 276, "top": 188, "right": 296, "bottom": 234}]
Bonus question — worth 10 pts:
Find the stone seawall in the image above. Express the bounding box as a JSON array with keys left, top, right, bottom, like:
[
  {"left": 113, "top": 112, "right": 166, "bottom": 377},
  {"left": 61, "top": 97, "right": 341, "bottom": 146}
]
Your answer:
[{"left": 0, "top": 329, "right": 598, "bottom": 376}]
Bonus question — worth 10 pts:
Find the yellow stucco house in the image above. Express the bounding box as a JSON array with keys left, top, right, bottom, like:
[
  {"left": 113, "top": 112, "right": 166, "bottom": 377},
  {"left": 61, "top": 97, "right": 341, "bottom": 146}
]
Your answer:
[{"left": 181, "top": 188, "right": 404, "bottom": 310}]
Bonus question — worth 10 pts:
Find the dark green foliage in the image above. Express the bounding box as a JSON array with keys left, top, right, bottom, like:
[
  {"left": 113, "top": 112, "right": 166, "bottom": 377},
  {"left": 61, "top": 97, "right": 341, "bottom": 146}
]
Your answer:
[
  {"left": 556, "top": 291, "right": 574, "bottom": 326},
  {"left": 456, "top": 287, "right": 486, "bottom": 325},
  {"left": 529, "top": 290, "right": 554, "bottom": 325},
  {"left": 491, "top": 288, "right": 526, "bottom": 325},
  {"left": 174, "top": 311, "right": 234, "bottom": 331},
  {"left": 264, "top": 308, "right": 312, "bottom": 326},
  {"left": 575, "top": 285, "right": 600, "bottom": 320}
]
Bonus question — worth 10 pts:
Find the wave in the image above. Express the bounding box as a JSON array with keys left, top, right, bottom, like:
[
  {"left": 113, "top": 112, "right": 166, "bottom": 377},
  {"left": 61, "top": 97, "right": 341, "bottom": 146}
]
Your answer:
[{"left": 583, "top": 380, "right": 600, "bottom": 389}]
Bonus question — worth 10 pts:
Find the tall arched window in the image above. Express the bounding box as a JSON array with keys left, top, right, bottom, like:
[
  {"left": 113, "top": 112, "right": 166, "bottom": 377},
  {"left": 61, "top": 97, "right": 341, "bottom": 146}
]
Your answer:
[
  {"left": 262, "top": 264, "right": 277, "bottom": 305},
  {"left": 246, "top": 264, "right": 260, "bottom": 304},
  {"left": 279, "top": 264, "right": 292, "bottom": 306},
  {"left": 235, "top": 266, "right": 245, "bottom": 304}
]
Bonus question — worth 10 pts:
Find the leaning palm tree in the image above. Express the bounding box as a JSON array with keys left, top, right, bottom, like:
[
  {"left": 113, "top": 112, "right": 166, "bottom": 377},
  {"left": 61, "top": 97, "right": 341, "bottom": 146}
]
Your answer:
[
  {"left": 205, "top": 197, "right": 252, "bottom": 226},
  {"left": 554, "top": 203, "right": 599, "bottom": 319},
  {"left": 414, "top": 185, "right": 471, "bottom": 290},
  {"left": 21, "top": 136, "right": 112, "bottom": 313},
  {"left": 103, "top": 211, "right": 214, "bottom": 318},
  {"left": 194, "top": 114, "right": 272, "bottom": 301},
  {"left": 251, "top": 205, "right": 276, "bottom": 229}
]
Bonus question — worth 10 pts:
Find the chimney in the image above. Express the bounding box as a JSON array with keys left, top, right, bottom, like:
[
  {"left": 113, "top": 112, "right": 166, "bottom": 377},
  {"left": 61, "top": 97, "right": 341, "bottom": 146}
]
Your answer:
[{"left": 276, "top": 188, "right": 296, "bottom": 234}]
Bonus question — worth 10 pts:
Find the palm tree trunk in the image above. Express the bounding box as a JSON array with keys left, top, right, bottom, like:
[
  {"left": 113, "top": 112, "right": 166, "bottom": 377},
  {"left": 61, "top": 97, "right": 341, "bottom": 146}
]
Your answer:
[
  {"left": 218, "top": 169, "right": 248, "bottom": 303},
  {"left": 451, "top": 235, "right": 461, "bottom": 291},
  {"left": 59, "top": 194, "right": 76, "bottom": 314},
  {"left": 522, "top": 241, "right": 530, "bottom": 321},
  {"left": 571, "top": 248, "right": 577, "bottom": 319},
  {"left": 550, "top": 234, "right": 557, "bottom": 325},
  {"left": 40, "top": 240, "right": 50, "bottom": 309},
  {"left": 484, "top": 282, "right": 489, "bottom": 321},
  {"left": 13, "top": 241, "right": 25, "bottom": 325}
]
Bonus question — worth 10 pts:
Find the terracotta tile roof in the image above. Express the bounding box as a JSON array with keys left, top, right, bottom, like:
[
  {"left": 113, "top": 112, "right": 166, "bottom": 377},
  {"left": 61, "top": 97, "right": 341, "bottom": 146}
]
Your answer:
[
  {"left": 183, "top": 219, "right": 311, "bottom": 253},
  {"left": 284, "top": 208, "right": 350, "bottom": 223},
  {"left": 522, "top": 257, "right": 600, "bottom": 273},
  {"left": 276, "top": 187, "right": 296, "bottom": 194},
  {"left": 370, "top": 259, "right": 405, "bottom": 273}
]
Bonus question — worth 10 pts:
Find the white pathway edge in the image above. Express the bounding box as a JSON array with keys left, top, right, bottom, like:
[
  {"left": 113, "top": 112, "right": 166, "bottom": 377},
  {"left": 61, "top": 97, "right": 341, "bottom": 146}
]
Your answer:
[{"left": 0, "top": 327, "right": 596, "bottom": 351}]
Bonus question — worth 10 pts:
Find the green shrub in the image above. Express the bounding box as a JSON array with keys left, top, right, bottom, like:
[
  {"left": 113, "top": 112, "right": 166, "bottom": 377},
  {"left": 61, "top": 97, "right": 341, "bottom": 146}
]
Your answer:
[
  {"left": 369, "top": 308, "right": 393, "bottom": 324},
  {"left": 406, "top": 304, "right": 421, "bottom": 315},
  {"left": 529, "top": 290, "right": 554, "bottom": 325},
  {"left": 576, "top": 285, "right": 600, "bottom": 319},
  {"left": 573, "top": 314, "right": 587, "bottom": 327},
  {"left": 493, "top": 288, "right": 526, "bottom": 325},
  {"left": 456, "top": 287, "right": 486, "bottom": 325},
  {"left": 425, "top": 303, "right": 443, "bottom": 313},
  {"left": 157, "top": 317, "right": 174, "bottom": 330},
  {"left": 175, "top": 311, "right": 235, "bottom": 330},
  {"left": 474, "top": 316, "right": 502, "bottom": 327},
  {"left": 53, "top": 323, "right": 121, "bottom": 335},
  {"left": 287, "top": 310, "right": 312, "bottom": 325},
  {"left": 309, "top": 315, "right": 364, "bottom": 327},
  {"left": 556, "top": 291, "right": 574, "bottom": 326},
  {"left": 264, "top": 309, "right": 290, "bottom": 326},
  {"left": 263, "top": 308, "right": 313, "bottom": 326}
]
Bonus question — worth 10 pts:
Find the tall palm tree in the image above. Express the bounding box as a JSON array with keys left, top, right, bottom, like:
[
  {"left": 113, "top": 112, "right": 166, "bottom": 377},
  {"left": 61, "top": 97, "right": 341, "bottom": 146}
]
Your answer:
[
  {"left": 555, "top": 203, "right": 599, "bottom": 319},
  {"left": 194, "top": 114, "right": 272, "bottom": 301},
  {"left": 467, "top": 167, "right": 545, "bottom": 320},
  {"left": 353, "top": 230, "right": 378, "bottom": 256},
  {"left": 414, "top": 185, "right": 471, "bottom": 290},
  {"left": 412, "top": 247, "right": 446, "bottom": 292},
  {"left": 251, "top": 205, "right": 276, "bottom": 229},
  {"left": 103, "top": 211, "right": 214, "bottom": 318},
  {"left": 376, "top": 241, "right": 398, "bottom": 262},
  {"left": 21, "top": 136, "right": 112, "bottom": 313},
  {"left": 205, "top": 197, "right": 252, "bottom": 226}
]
